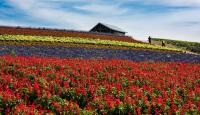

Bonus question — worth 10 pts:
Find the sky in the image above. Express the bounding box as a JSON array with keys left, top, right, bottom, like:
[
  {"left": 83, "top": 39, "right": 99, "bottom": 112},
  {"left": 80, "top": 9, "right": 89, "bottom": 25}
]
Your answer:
[{"left": 0, "top": 0, "right": 200, "bottom": 42}]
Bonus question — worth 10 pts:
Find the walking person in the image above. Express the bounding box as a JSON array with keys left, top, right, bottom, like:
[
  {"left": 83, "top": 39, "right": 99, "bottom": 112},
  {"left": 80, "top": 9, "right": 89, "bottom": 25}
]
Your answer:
[{"left": 148, "top": 36, "right": 151, "bottom": 44}]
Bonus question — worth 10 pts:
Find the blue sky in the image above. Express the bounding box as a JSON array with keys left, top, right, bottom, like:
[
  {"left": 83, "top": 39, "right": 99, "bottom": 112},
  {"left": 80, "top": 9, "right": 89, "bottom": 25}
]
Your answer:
[{"left": 0, "top": 0, "right": 200, "bottom": 42}]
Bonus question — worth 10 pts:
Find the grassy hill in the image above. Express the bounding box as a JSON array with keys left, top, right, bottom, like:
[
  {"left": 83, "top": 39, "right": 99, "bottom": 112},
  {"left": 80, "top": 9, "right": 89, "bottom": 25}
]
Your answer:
[{"left": 151, "top": 38, "right": 200, "bottom": 54}]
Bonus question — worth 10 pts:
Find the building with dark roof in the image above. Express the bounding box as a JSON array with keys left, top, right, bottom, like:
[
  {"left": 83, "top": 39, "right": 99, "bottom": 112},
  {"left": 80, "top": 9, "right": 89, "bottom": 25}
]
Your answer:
[{"left": 89, "top": 23, "right": 127, "bottom": 36}]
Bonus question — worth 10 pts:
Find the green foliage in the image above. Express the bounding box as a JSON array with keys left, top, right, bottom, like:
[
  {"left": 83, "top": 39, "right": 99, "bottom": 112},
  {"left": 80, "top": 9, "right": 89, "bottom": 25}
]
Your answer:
[
  {"left": 152, "top": 38, "right": 200, "bottom": 54},
  {"left": 3, "top": 65, "right": 15, "bottom": 75},
  {"left": 81, "top": 110, "right": 96, "bottom": 115}
]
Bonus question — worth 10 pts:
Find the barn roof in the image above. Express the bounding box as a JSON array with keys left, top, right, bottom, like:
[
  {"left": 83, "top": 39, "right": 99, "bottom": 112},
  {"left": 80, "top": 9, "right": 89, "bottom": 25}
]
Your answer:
[{"left": 92, "top": 22, "right": 127, "bottom": 33}]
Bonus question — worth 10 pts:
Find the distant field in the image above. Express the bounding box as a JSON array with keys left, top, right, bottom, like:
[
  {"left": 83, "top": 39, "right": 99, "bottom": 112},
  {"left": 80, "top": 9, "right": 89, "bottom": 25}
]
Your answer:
[
  {"left": 152, "top": 38, "right": 200, "bottom": 54},
  {"left": 0, "top": 26, "right": 140, "bottom": 43}
]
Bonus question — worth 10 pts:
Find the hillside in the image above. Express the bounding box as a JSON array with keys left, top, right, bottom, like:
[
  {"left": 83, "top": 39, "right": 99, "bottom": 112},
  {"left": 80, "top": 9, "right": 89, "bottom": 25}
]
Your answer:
[
  {"left": 0, "top": 28, "right": 200, "bottom": 114},
  {"left": 0, "top": 26, "right": 141, "bottom": 43},
  {"left": 151, "top": 38, "right": 200, "bottom": 54}
]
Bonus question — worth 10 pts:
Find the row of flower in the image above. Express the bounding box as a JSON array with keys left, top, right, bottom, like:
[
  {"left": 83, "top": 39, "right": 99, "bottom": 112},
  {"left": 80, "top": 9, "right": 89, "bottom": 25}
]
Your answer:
[
  {"left": 0, "top": 26, "right": 139, "bottom": 43},
  {"left": 1, "top": 45, "right": 200, "bottom": 63},
  {"left": 0, "top": 55, "right": 199, "bottom": 114},
  {"left": 0, "top": 34, "right": 182, "bottom": 52}
]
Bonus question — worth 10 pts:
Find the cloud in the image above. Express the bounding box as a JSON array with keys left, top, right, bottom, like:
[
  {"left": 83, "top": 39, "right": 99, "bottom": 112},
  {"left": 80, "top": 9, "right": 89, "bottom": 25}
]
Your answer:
[
  {"left": 152, "top": 0, "right": 200, "bottom": 6},
  {"left": 1, "top": 0, "right": 200, "bottom": 42},
  {"left": 0, "top": 19, "right": 26, "bottom": 26},
  {"left": 7, "top": 0, "right": 96, "bottom": 29},
  {"left": 118, "top": 0, "right": 200, "bottom": 7},
  {"left": 74, "top": 4, "right": 128, "bottom": 16}
]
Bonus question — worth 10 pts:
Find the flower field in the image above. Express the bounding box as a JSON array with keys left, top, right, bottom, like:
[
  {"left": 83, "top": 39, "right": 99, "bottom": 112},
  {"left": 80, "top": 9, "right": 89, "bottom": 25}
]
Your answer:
[
  {"left": 0, "top": 35, "right": 181, "bottom": 52},
  {"left": 0, "top": 32, "right": 200, "bottom": 114},
  {"left": 0, "top": 26, "right": 140, "bottom": 43},
  {"left": 0, "top": 56, "right": 200, "bottom": 114},
  {"left": 1, "top": 45, "right": 200, "bottom": 63}
]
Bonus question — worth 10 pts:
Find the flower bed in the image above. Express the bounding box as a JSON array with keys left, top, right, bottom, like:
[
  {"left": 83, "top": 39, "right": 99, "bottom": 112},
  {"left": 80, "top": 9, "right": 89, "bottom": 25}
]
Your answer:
[
  {"left": 0, "top": 45, "right": 200, "bottom": 63},
  {"left": 0, "top": 26, "right": 140, "bottom": 43},
  {"left": 0, "top": 56, "right": 199, "bottom": 114},
  {"left": 0, "top": 35, "right": 182, "bottom": 52}
]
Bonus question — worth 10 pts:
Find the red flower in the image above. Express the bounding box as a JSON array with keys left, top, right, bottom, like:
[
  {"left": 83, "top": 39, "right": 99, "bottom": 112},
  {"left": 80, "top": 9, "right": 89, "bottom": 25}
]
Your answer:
[
  {"left": 156, "top": 96, "right": 163, "bottom": 105},
  {"left": 115, "top": 99, "right": 121, "bottom": 106},
  {"left": 0, "top": 55, "right": 200, "bottom": 114},
  {"left": 33, "top": 82, "right": 39, "bottom": 90}
]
